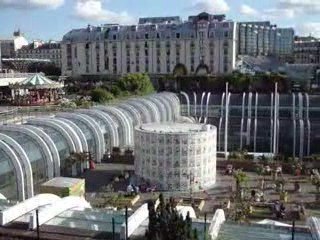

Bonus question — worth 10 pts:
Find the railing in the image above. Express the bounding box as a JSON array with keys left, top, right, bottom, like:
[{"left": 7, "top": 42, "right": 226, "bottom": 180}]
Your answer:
[
  {"left": 0, "top": 105, "right": 77, "bottom": 124},
  {"left": 0, "top": 72, "right": 40, "bottom": 79}
]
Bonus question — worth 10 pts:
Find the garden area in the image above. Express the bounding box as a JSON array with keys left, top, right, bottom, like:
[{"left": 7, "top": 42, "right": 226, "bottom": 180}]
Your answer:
[
  {"left": 215, "top": 159, "right": 320, "bottom": 225},
  {"left": 64, "top": 73, "right": 155, "bottom": 106}
]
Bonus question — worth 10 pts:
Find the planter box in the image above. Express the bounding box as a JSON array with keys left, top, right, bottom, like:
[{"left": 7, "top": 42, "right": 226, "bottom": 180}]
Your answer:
[{"left": 40, "top": 177, "right": 85, "bottom": 197}]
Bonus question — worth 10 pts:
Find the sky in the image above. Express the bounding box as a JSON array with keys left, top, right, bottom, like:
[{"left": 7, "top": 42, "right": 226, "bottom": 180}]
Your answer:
[{"left": 0, "top": 0, "right": 319, "bottom": 41}]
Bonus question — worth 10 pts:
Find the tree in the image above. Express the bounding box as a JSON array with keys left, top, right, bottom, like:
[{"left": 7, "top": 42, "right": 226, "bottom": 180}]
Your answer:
[
  {"left": 117, "top": 73, "right": 154, "bottom": 96},
  {"left": 110, "top": 85, "right": 122, "bottom": 97},
  {"left": 145, "top": 194, "right": 199, "bottom": 240},
  {"left": 233, "top": 170, "right": 248, "bottom": 200},
  {"left": 90, "top": 87, "right": 114, "bottom": 103}
]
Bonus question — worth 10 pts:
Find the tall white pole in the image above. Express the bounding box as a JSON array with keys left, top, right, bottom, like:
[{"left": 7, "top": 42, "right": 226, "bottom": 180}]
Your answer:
[
  {"left": 224, "top": 82, "right": 229, "bottom": 159},
  {"left": 273, "top": 82, "right": 278, "bottom": 156}
]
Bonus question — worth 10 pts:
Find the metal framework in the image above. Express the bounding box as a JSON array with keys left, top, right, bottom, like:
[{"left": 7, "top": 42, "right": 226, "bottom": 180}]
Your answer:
[
  {"left": 0, "top": 92, "right": 183, "bottom": 200},
  {"left": 180, "top": 87, "right": 315, "bottom": 160}
]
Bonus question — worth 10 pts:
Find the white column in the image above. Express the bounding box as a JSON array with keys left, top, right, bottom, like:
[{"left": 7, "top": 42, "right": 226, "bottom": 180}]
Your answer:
[
  {"left": 273, "top": 83, "right": 278, "bottom": 155},
  {"left": 224, "top": 82, "right": 229, "bottom": 159}
]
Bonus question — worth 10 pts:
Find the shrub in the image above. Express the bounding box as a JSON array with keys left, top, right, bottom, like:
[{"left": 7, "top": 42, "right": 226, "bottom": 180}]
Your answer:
[
  {"left": 90, "top": 88, "right": 114, "bottom": 103},
  {"left": 117, "top": 73, "right": 154, "bottom": 96}
]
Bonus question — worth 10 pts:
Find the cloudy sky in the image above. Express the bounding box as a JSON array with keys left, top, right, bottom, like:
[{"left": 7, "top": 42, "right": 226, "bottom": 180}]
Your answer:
[{"left": 0, "top": 0, "right": 319, "bottom": 41}]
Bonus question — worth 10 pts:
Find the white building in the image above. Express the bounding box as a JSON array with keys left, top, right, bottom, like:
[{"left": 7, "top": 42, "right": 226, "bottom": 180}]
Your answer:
[
  {"left": 16, "top": 40, "right": 62, "bottom": 68},
  {"left": 0, "top": 31, "right": 28, "bottom": 59},
  {"left": 238, "top": 22, "right": 294, "bottom": 62},
  {"left": 134, "top": 123, "right": 217, "bottom": 191},
  {"left": 61, "top": 12, "right": 237, "bottom": 77}
]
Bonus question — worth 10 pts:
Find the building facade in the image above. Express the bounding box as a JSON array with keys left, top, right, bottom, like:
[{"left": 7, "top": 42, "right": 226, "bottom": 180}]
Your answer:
[
  {"left": 16, "top": 41, "right": 62, "bottom": 68},
  {"left": 61, "top": 12, "right": 237, "bottom": 77},
  {"left": 0, "top": 31, "right": 28, "bottom": 59},
  {"left": 294, "top": 38, "right": 320, "bottom": 64},
  {"left": 238, "top": 22, "right": 294, "bottom": 61}
]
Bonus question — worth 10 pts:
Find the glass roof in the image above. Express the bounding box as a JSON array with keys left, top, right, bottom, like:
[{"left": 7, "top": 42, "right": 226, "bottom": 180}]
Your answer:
[
  {"left": 218, "top": 222, "right": 312, "bottom": 240},
  {"left": 45, "top": 209, "right": 130, "bottom": 233}
]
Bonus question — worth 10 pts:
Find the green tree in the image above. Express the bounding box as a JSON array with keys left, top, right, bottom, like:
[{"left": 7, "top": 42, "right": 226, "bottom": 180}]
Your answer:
[
  {"left": 117, "top": 73, "right": 154, "bottom": 96},
  {"left": 233, "top": 169, "right": 248, "bottom": 200},
  {"left": 146, "top": 194, "right": 199, "bottom": 240},
  {"left": 90, "top": 87, "right": 114, "bottom": 103},
  {"left": 110, "top": 85, "right": 122, "bottom": 97}
]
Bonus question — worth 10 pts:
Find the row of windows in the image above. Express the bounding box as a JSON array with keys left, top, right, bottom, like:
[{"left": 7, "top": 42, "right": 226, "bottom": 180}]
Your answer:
[
  {"left": 18, "top": 49, "right": 60, "bottom": 54},
  {"left": 18, "top": 54, "right": 61, "bottom": 59},
  {"left": 111, "top": 30, "right": 233, "bottom": 41},
  {"left": 106, "top": 40, "right": 228, "bottom": 49}
]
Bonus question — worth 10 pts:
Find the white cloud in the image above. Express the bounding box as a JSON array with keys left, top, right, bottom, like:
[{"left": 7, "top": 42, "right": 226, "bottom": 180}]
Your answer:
[
  {"left": 0, "top": 0, "right": 64, "bottom": 9},
  {"left": 74, "top": 0, "right": 135, "bottom": 24},
  {"left": 278, "top": 0, "right": 320, "bottom": 14},
  {"left": 191, "top": 0, "right": 230, "bottom": 14},
  {"left": 263, "top": 8, "right": 295, "bottom": 19},
  {"left": 296, "top": 22, "right": 320, "bottom": 38},
  {"left": 239, "top": 4, "right": 259, "bottom": 17},
  {"left": 239, "top": 4, "right": 294, "bottom": 20}
]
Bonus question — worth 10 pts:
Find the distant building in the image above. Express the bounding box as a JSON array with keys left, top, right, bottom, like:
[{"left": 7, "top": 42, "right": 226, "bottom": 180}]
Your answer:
[
  {"left": 0, "top": 31, "right": 28, "bottom": 59},
  {"left": 16, "top": 40, "right": 62, "bottom": 68},
  {"left": 61, "top": 12, "right": 237, "bottom": 77},
  {"left": 294, "top": 38, "right": 320, "bottom": 64},
  {"left": 235, "top": 55, "right": 284, "bottom": 75},
  {"left": 237, "top": 21, "right": 294, "bottom": 62}
]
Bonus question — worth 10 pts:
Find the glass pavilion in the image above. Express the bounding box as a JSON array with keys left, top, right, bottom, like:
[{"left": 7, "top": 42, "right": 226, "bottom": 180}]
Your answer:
[{"left": 0, "top": 92, "right": 180, "bottom": 201}]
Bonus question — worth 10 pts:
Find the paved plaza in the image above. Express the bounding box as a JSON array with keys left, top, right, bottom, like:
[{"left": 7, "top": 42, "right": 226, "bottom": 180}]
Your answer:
[{"left": 84, "top": 163, "right": 320, "bottom": 224}]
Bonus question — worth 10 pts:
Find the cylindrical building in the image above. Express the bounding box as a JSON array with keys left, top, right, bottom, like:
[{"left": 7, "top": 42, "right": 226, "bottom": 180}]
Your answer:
[{"left": 134, "top": 123, "right": 217, "bottom": 191}]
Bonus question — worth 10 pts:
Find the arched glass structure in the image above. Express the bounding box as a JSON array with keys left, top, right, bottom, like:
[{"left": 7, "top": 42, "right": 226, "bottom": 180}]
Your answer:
[
  {"left": 55, "top": 113, "right": 105, "bottom": 162},
  {"left": 77, "top": 109, "right": 119, "bottom": 152},
  {"left": 94, "top": 106, "right": 133, "bottom": 148},
  {"left": 0, "top": 92, "right": 182, "bottom": 201}
]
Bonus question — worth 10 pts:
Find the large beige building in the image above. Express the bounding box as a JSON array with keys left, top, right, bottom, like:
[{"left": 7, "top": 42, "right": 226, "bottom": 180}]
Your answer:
[{"left": 61, "top": 12, "right": 237, "bottom": 77}]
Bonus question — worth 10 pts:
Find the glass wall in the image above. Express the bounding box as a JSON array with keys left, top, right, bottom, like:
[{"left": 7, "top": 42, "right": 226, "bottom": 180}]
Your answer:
[
  {"left": 0, "top": 132, "right": 47, "bottom": 193},
  {"left": 180, "top": 92, "right": 320, "bottom": 158},
  {"left": 34, "top": 126, "right": 71, "bottom": 175},
  {"left": 0, "top": 149, "right": 18, "bottom": 200}
]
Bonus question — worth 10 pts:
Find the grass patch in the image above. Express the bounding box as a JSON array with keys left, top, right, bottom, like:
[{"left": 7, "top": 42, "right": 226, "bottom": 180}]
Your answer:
[
  {"left": 91, "top": 194, "right": 139, "bottom": 208},
  {"left": 249, "top": 206, "right": 273, "bottom": 220}
]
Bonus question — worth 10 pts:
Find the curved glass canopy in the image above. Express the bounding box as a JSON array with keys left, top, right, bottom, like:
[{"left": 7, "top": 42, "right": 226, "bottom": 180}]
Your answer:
[{"left": 0, "top": 92, "right": 181, "bottom": 201}]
